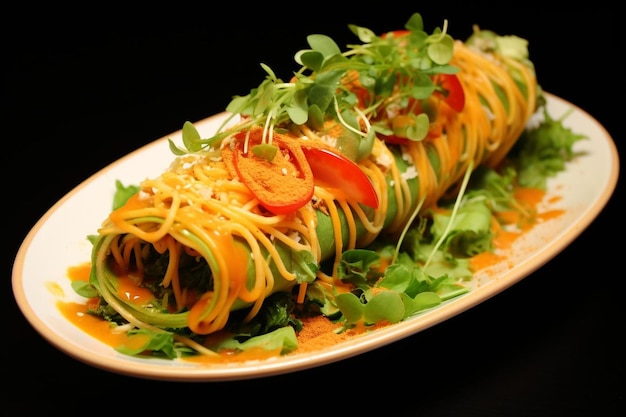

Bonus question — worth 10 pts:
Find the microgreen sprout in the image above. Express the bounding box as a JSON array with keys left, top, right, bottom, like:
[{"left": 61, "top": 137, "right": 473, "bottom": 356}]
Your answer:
[{"left": 169, "top": 12, "right": 459, "bottom": 156}]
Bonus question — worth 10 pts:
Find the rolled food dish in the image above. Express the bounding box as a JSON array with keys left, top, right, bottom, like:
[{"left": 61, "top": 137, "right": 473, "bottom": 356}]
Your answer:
[{"left": 86, "top": 13, "right": 539, "bottom": 358}]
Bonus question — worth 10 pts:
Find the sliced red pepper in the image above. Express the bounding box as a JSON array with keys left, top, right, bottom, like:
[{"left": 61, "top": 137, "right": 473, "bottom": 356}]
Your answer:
[
  {"left": 222, "top": 130, "right": 315, "bottom": 215},
  {"left": 432, "top": 73, "right": 465, "bottom": 112},
  {"left": 301, "top": 146, "right": 379, "bottom": 209}
]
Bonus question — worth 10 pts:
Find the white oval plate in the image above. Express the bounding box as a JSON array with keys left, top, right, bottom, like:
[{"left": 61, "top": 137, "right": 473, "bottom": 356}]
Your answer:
[{"left": 12, "top": 93, "right": 619, "bottom": 381}]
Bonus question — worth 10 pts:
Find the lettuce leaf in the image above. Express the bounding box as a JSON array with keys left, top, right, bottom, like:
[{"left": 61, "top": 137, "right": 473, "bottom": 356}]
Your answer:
[{"left": 508, "top": 107, "right": 587, "bottom": 190}]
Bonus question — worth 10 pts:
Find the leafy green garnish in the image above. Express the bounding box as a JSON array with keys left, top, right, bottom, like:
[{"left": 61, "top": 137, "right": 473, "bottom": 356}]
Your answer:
[
  {"left": 112, "top": 180, "right": 139, "bottom": 210},
  {"left": 430, "top": 199, "right": 494, "bottom": 258},
  {"left": 508, "top": 107, "right": 587, "bottom": 189},
  {"left": 206, "top": 326, "right": 299, "bottom": 356},
  {"left": 168, "top": 12, "right": 459, "bottom": 155},
  {"left": 115, "top": 328, "right": 179, "bottom": 359},
  {"left": 71, "top": 280, "right": 99, "bottom": 298}
]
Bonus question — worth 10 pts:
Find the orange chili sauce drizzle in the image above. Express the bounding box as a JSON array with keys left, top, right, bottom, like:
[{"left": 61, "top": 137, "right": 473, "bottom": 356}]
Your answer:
[
  {"left": 470, "top": 186, "right": 564, "bottom": 271},
  {"left": 58, "top": 185, "right": 564, "bottom": 364},
  {"left": 59, "top": 264, "right": 388, "bottom": 363}
]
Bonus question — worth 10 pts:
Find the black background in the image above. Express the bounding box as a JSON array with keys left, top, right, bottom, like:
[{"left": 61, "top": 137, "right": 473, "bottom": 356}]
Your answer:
[{"left": 4, "top": 4, "right": 624, "bottom": 414}]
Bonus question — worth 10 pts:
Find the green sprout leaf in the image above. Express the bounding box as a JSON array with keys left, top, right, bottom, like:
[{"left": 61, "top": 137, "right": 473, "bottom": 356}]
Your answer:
[
  {"left": 363, "top": 290, "right": 405, "bottom": 324},
  {"left": 336, "top": 292, "right": 365, "bottom": 324},
  {"left": 170, "top": 12, "right": 460, "bottom": 155},
  {"left": 115, "top": 329, "right": 179, "bottom": 359},
  {"left": 251, "top": 144, "right": 278, "bottom": 161},
  {"left": 112, "top": 180, "right": 139, "bottom": 210}
]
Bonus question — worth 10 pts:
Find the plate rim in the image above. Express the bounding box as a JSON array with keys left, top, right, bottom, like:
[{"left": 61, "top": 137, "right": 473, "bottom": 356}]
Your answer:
[{"left": 11, "top": 92, "right": 620, "bottom": 382}]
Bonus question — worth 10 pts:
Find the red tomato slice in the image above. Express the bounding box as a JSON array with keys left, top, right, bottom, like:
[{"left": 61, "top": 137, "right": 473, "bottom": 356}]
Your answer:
[
  {"left": 222, "top": 131, "right": 315, "bottom": 215},
  {"left": 301, "top": 147, "right": 379, "bottom": 209},
  {"left": 432, "top": 73, "right": 465, "bottom": 112}
]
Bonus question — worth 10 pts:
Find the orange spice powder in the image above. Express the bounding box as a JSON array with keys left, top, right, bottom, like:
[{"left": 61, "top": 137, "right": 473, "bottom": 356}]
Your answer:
[
  {"left": 292, "top": 315, "right": 389, "bottom": 355},
  {"left": 293, "top": 316, "right": 351, "bottom": 354}
]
